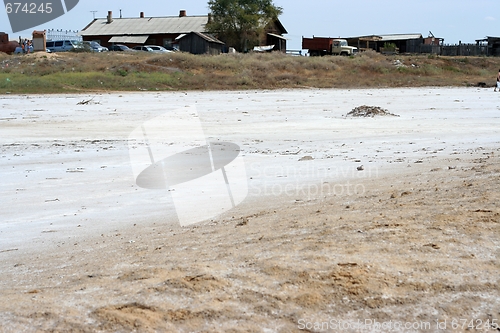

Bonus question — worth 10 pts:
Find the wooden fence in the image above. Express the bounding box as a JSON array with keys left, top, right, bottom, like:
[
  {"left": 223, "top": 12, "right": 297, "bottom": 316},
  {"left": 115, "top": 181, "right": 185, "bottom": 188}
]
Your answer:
[
  {"left": 404, "top": 40, "right": 489, "bottom": 56},
  {"left": 439, "top": 43, "right": 488, "bottom": 56}
]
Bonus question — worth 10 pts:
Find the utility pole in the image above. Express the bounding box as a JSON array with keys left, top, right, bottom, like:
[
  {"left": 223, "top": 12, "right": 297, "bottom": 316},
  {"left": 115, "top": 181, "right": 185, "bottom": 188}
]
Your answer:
[{"left": 90, "top": 11, "right": 97, "bottom": 19}]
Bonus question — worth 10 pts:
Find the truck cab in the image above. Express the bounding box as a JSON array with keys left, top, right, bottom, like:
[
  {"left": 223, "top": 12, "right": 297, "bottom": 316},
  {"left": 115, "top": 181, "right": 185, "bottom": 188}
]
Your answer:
[{"left": 331, "top": 39, "right": 358, "bottom": 56}]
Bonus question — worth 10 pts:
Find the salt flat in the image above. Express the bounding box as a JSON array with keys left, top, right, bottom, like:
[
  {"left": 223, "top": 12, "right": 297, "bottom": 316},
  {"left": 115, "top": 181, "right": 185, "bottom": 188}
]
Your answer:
[
  {"left": 0, "top": 88, "right": 499, "bottom": 332},
  {"left": 1, "top": 87, "right": 498, "bottom": 248}
]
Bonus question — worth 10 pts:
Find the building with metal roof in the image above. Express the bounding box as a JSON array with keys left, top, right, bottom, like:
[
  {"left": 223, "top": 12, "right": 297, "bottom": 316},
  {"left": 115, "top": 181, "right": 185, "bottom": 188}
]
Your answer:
[
  {"left": 345, "top": 33, "right": 426, "bottom": 53},
  {"left": 80, "top": 10, "right": 209, "bottom": 50},
  {"left": 80, "top": 9, "right": 288, "bottom": 53}
]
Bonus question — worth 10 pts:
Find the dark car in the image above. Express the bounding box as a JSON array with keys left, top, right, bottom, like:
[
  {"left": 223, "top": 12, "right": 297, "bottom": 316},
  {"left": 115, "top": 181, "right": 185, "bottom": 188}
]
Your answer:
[
  {"left": 109, "top": 44, "right": 135, "bottom": 52},
  {"left": 83, "top": 41, "right": 108, "bottom": 52}
]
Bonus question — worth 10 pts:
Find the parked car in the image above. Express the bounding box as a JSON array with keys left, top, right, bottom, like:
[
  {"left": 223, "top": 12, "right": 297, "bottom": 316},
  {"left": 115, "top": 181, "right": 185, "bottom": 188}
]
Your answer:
[
  {"left": 83, "top": 41, "right": 108, "bottom": 52},
  {"left": 45, "top": 40, "right": 81, "bottom": 52},
  {"left": 109, "top": 44, "right": 135, "bottom": 52},
  {"left": 133, "top": 46, "right": 154, "bottom": 52},
  {"left": 144, "top": 45, "right": 173, "bottom": 53}
]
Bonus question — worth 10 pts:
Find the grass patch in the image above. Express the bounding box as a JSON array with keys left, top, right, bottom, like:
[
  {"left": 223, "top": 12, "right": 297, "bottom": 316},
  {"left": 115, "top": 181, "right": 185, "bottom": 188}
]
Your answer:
[{"left": 1, "top": 51, "right": 500, "bottom": 93}]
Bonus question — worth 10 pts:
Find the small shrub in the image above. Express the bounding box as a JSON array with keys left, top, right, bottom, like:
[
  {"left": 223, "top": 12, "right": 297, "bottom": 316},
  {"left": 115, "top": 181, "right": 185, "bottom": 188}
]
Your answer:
[
  {"left": 275, "top": 73, "right": 302, "bottom": 84},
  {"left": 443, "top": 65, "right": 460, "bottom": 72},
  {"left": 383, "top": 42, "right": 397, "bottom": 51},
  {"left": 117, "top": 69, "right": 128, "bottom": 77},
  {"left": 397, "top": 66, "right": 410, "bottom": 73}
]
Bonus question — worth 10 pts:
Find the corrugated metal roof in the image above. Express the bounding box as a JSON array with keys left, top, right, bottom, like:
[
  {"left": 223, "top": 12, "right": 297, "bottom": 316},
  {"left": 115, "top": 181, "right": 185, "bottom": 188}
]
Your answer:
[
  {"left": 80, "top": 16, "right": 208, "bottom": 36},
  {"left": 108, "top": 35, "right": 149, "bottom": 44},
  {"left": 378, "top": 34, "right": 423, "bottom": 41},
  {"left": 267, "top": 33, "right": 287, "bottom": 40},
  {"left": 175, "top": 34, "right": 187, "bottom": 40},
  {"left": 356, "top": 34, "right": 423, "bottom": 41},
  {"left": 194, "top": 32, "right": 224, "bottom": 44},
  {"left": 176, "top": 32, "right": 224, "bottom": 44}
]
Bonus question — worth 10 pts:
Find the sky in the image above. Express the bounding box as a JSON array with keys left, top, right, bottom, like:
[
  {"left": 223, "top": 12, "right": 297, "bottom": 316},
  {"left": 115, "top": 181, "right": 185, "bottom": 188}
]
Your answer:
[{"left": 1, "top": 0, "right": 498, "bottom": 50}]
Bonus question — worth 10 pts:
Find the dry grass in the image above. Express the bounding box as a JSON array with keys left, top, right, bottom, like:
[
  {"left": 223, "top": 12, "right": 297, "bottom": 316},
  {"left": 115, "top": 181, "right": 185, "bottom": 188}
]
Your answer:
[{"left": 1, "top": 50, "right": 500, "bottom": 93}]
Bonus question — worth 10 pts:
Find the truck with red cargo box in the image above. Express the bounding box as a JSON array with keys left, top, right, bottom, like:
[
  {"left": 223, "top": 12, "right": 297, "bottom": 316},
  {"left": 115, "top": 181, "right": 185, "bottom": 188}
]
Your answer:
[{"left": 302, "top": 36, "right": 357, "bottom": 56}]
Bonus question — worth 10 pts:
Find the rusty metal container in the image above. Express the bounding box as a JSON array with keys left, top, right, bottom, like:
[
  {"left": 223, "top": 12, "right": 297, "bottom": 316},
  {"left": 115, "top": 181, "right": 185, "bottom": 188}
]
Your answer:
[{"left": 0, "top": 32, "right": 20, "bottom": 54}]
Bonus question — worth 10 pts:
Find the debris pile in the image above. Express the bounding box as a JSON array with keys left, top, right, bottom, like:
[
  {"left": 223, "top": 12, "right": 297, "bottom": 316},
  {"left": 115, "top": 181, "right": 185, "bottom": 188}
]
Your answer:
[
  {"left": 347, "top": 105, "right": 399, "bottom": 117},
  {"left": 393, "top": 59, "right": 404, "bottom": 67},
  {"left": 77, "top": 97, "right": 100, "bottom": 105}
]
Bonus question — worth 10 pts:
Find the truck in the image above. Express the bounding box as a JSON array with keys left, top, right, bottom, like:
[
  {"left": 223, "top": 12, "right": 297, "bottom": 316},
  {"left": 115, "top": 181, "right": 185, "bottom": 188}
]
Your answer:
[{"left": 302, "top": 37, "right": 358, "bottom": 56}]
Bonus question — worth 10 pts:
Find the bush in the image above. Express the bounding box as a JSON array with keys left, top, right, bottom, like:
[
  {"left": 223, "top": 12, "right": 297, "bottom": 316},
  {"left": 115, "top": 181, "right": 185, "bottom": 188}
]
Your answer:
[
  {"left": 116, "top": 69, "right": 128, "bottom": 77},
  {"left": 383, "top": 42, "right": 397, "bottom": 51}
]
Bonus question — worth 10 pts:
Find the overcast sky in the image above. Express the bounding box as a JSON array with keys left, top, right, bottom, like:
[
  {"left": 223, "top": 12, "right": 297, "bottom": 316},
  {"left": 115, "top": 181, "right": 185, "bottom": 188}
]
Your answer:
[{"left": 1, "top": 0, "right": 498, "bottom": 50}]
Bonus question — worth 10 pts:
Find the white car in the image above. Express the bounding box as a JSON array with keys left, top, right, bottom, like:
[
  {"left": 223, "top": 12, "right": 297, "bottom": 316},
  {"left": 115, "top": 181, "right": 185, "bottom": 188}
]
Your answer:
[
  {"left": 133, "top": 46, "right": 154, "bottom": 52},
  {"left": 144, "top": 45, "right": 173, "bottom": 53},
  {"left": 45, "top": 40, "right": 81, "bottom": 52}
]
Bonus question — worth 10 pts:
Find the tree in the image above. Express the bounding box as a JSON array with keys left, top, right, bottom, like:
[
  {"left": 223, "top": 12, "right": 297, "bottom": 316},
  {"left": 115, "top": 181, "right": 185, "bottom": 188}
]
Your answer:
[{"left": 206, "top": 0, "right": 283, "bottom": 52}]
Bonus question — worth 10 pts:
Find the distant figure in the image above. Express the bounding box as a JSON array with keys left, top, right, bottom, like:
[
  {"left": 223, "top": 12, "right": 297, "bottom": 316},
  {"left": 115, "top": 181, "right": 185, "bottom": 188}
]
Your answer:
[
  {"left": 495, "top": 69, "right": 500, "bottom": 92},
  {"left": 23, "top": 39, "right": 28, "bottom": 54}
]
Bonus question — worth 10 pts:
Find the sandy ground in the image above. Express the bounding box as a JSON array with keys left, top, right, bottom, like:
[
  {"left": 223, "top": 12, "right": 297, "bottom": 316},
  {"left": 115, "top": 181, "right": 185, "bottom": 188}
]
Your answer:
[{"left": 0, "top": 88, "right": 499, "bottom": 332}]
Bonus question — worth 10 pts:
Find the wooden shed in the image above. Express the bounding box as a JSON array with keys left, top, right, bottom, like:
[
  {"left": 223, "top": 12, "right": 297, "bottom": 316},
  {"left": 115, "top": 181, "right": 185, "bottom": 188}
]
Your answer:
[
  {"left": 32, "top": 30, "right": 47, "bottom": 52},
  {"left": 176, "top": 32, "right": 224, "bottom": 55},
  {"left": 346, "top": 33, "right": 423, "bottom": 53},
  {"left": 263, "top": 19, "right": 288, "bottom": 52},
  {"left": 476, "top": 36, "right": 500, "bottom": 56}
]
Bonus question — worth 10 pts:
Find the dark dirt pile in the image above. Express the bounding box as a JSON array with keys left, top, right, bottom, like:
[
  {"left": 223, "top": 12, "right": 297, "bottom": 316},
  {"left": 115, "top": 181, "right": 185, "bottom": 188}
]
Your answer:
[{"left": 347, "top": 105, "right": 400, "bottom": 117}]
